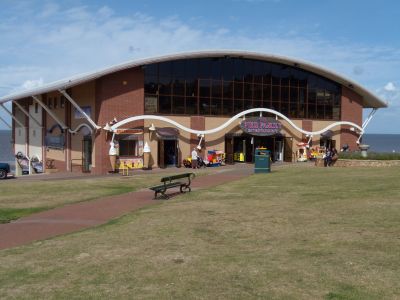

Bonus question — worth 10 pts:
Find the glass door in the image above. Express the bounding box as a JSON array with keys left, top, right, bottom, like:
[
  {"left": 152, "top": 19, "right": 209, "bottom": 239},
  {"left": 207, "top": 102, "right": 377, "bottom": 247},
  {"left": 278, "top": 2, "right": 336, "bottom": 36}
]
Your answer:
[{"left": 82, "top": 136, "right": 92, "bottom": 173}]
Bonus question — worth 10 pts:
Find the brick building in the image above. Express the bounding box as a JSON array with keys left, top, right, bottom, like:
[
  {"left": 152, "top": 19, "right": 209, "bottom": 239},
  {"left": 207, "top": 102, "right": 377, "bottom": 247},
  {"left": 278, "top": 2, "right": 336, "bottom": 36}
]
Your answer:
[{"left": 0, "top": 51, "right": 387, "bottom": 175}]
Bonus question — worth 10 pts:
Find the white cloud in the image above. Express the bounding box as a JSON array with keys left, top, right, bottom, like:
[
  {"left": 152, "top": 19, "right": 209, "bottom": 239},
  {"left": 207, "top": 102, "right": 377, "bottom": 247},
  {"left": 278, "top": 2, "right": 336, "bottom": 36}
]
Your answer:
[
  {"left": 0, "top": 3, "right": 398, "bottom": 94},
  {"left": 376, "top": 82, "right": 400, "bottom": 110},
  {"left": 21, "top": 78, "right": 44, "bottom": 90},
  {"left": 384, "top": 82, "right": 397, "bottom": 92},
  {"left": 97, "top": 6, "right": 114, "bottom": 19},
  {"left": 0, "top": 2, "right": 399, "bottom": 133},
  {"left": 39, "top": 2, "right": 59, "bottom": 18}
]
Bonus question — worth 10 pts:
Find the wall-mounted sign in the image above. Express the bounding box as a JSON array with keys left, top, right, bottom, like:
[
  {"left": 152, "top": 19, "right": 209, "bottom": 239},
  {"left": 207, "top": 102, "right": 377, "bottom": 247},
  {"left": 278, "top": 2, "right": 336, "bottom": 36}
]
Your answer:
[
  {"left": 74, "top": 106, "right": 91, "bottom": 119},
  {"left": 240, "top": 117, "right": 282, "bottom": 136},
  {"left": 45, "top": 124, "right": 65, "bottom": 150},
  {"left": 114, "top": 129, "right": 143, "bottom": 135}
]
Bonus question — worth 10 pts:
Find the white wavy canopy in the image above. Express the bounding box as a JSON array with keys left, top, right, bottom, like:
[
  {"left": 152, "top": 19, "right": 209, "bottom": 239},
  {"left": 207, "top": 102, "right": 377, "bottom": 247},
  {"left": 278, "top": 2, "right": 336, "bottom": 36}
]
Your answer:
[
  {"left": 111, "top": 108, "right": 363, "bottom": 137},
  {"left": 69, "top": 123, "right": 93, "bottom": 135}
]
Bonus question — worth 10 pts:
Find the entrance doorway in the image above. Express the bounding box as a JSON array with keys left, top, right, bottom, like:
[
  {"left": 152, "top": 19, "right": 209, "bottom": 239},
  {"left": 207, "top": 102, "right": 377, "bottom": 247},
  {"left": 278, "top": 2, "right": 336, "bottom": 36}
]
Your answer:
[
  {"left": 227, "top": 135, "right": 285, "bottom": 163},
  {"left": 82, "top": 136, "right": 92, "bottom": 173},
  {"left": 158, "top": 139, "right": 178, "bottom": 168},
  {"left": 253, "top": 136, "right": 284, "bottom": 162},
  {"left": 274, "top": 140, "right": 284, "bottom": 161},
  {"left": 232, "top": 136, "right": 253, "bottom": 163}
]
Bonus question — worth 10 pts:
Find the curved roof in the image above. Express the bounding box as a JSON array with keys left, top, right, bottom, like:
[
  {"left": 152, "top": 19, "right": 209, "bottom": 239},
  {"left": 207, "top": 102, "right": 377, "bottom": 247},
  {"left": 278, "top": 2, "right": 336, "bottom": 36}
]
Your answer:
[{"left": 0, "top": 50, "right": 387, "bottom": 108}]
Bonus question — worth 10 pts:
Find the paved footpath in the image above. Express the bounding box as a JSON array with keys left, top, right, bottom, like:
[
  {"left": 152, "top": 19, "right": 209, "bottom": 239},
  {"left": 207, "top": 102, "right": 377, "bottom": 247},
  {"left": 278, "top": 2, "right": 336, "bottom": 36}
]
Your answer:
[{"left": 0, "top": 165, "right": 253, "bottom": 250}]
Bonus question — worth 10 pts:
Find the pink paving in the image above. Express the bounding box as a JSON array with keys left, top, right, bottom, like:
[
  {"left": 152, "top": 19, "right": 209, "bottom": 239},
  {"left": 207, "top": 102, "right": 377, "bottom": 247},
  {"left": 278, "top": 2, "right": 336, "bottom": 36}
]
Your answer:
[{"left": 0, "top": 164, "right": 253, "bottom": 250}]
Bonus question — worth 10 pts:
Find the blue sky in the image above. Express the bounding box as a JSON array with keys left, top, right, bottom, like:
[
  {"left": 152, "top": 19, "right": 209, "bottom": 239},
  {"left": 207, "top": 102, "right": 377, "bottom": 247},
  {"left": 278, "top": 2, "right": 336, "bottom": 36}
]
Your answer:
[{"left": 0, "top": 0, "right": 399, "bottom": 133}]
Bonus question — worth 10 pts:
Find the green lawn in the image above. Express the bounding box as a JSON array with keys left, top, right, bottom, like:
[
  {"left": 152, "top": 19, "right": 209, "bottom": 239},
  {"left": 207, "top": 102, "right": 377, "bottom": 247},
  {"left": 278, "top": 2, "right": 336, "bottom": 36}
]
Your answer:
[
  {"left": 0, "top": 175, "right": 157, "bottom": 223},
  {"left": 0, "top": 170, "right": 208, "bottom": 223},
  {"left": 0, "top": 166, "right": 399, "bottom": 299}
]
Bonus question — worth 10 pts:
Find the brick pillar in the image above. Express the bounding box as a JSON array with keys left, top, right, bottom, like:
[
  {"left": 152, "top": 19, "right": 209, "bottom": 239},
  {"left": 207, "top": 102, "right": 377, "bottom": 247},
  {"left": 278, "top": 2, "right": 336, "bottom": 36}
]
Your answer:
[
  {"left": 302, "top": 120, "right": 312, "bottom": 142},
  {"left": 190, "top": 116, "right": 205, "bottom": 151},
  {"left": 93, "top": 67, "right": 144, "bottom": 174},
  {"left": 341, "top": 87, "right": 362, "bottom": 151}
]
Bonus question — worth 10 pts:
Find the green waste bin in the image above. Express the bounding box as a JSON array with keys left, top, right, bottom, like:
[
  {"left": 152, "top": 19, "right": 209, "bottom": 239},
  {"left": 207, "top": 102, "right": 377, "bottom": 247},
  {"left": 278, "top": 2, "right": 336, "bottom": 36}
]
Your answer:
[{"left": 254, "top": 148, "right": 271, "bottom": 173}]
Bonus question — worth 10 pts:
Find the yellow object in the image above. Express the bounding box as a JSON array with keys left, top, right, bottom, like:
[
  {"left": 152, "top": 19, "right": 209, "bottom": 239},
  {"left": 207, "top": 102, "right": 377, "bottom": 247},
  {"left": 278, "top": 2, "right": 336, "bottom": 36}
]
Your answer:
[
  {"left": 234, "top": 152, "right": 245, "bottom": 162},
  {"left": 117, "top": 158, "right": 144, "bottom": 175}
]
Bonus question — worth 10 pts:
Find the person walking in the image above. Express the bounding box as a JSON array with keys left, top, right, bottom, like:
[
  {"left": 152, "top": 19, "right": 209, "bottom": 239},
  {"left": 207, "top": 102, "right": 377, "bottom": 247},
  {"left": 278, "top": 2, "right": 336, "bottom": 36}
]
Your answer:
[
  {"left": 324, "top": 148, "right": 332, "bottom": 167},
  {"left": 191, "top": 148, "right": 198, "bottom": 169},
  {"left": 330, "top": 147, "right": 339, "bottom": 166},
  {"left": 109, "top": 140, "right": 118, "bottom": 173}
]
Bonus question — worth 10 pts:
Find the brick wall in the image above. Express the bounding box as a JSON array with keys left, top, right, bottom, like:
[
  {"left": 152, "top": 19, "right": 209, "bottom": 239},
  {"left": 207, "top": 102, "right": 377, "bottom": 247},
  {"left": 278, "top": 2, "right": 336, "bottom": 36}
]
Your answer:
[
  {"left": 341, "top": 86, "right": 363, "bottom": 151},
  {"left": 93, "top": 67, "right": 144, "bottom": 174},
  {"left": 302, "top": 120, "right": 312, "bottom": 142},
  {"left": 190, "top": 116, "right": 205, "bottom": 151}
]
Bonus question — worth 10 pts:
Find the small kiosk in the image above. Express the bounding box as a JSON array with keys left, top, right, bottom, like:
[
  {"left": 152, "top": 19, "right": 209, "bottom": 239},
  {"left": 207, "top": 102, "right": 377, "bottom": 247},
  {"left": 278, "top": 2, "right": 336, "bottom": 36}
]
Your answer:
[{"left": 296, "top": 143, "right": 309, "bottom": 162}]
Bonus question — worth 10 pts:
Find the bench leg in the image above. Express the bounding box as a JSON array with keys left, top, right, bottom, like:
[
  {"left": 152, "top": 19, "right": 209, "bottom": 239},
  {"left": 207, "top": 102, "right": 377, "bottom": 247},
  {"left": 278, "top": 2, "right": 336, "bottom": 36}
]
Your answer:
[
  {"left": 180, "top": 184, "right": 191, "bottom": 193},
  {"left": 154, "top": 189, "right": 169, "bottom": 200},
  {"left": 160, "top": 190, "right": 169, "bottom": 199}
]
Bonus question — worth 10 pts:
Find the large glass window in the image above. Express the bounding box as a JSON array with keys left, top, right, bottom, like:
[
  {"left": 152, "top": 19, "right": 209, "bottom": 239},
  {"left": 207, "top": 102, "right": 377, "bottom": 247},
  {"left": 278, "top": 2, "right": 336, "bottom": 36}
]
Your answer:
[
  {"left": 211, "top": 80, "right": 222, "bottom": 98},
  {"left": 199, "top": 79, "right": 211, "bottom": 97},
  {"left": 223, "top": 98, "right": 234, "bottom": 115},
  {"left": 159, "top": 95, "right": 171, "bottom": 114},
  {"left": 172, "top": 79, "right": 185, "bottom": 96},
  {"left": 143, "top": 57, "right": 342, "bottom": 119},
  {"left": 210, "top": 98, "right": 222, "bottom": 115},
  {"left": 172, "top": 96, "right": 185, "bottom": 114},
  {"left": 186, "top": 97, "right": 198, "bottom": 115},
  {"left": 199, "top": 98, "right": 210, "bottom": 115}
]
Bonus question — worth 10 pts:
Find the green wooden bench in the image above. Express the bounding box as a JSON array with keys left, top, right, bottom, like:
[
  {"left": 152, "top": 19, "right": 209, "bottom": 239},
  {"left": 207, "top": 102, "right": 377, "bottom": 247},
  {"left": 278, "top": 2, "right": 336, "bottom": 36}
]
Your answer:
[{"left": 149, "top": 172, "right": 195, "bottom": 199}]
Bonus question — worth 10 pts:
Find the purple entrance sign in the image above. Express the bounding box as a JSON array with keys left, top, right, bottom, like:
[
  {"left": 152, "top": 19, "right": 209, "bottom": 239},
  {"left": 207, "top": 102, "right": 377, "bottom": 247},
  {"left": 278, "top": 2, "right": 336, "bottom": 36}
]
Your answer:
[{"left": 240, "top": 117, "right": 282, "bottom": 136}]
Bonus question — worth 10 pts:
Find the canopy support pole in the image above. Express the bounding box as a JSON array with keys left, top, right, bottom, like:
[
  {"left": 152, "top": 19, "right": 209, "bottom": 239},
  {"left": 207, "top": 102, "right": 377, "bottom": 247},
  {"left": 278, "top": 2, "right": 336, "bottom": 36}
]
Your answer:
[
  {"left": 32, "top": 96, "right": 68, "bottom": 130},
  {"left": 357, "top": 108, "right": 378, "bottom": 144},
  {"left": 14, "top": 101, "right": 42, "bottom": 127},
  {"left": 0, "top": 103, "right": 24, "bottom": 127},
  {"left": 0, "top": 115, "right": 11, "bottom": 129},
  {"left": 59, "top": 90, "right": 101, "bottom": 130},
  {"left": 362, "top": 108, "right": 378, "bottom": 130}
]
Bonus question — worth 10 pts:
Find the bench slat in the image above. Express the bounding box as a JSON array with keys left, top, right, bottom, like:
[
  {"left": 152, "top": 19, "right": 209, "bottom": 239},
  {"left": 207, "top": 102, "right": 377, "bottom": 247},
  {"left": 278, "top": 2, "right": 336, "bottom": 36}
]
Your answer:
[
  {"left": 160, "top": 173, "right": 194, "bottom": 182},
  {"left": 149, "top": 182, "right": 183, "bottom": 191}
]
